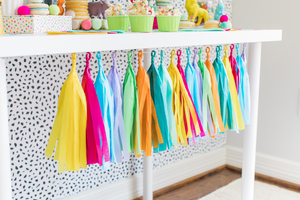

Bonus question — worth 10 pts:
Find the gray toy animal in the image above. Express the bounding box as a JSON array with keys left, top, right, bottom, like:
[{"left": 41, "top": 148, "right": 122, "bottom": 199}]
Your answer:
[{"left": 88, "top": 0, "right": 109, "bottom": 19}]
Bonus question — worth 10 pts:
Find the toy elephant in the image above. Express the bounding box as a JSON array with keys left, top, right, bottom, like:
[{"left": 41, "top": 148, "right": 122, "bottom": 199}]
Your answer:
[{"left": 88, "top": 0, "right": 109, "bottom": 19}]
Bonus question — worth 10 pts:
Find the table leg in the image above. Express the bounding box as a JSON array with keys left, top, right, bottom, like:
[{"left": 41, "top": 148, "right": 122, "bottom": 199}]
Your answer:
[
  {"left": 142, "top": 48, "right": 153, "bottom": 200},
  {"left": 241, "top": 42, "right": 262, "bottom": 200}
]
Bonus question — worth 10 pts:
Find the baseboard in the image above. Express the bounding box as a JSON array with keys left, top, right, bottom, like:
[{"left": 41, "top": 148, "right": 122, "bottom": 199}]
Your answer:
[
  {"left": 226, "top": 146, "right": 300, "bottom": 185},
  {"left": 59, "top": 146, "right": 226, "bottom": 200},
  {"left": 226, "top": 165, "right": 300, "bottom": 193}
]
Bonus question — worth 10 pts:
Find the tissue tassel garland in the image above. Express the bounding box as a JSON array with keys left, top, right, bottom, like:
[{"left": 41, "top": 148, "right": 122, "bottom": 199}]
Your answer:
[
  {"left": 45, "top": 53, "right": 87, "bottom": 173},
  {"left": 123, "top": 51, "right": 141, "bottom": 156},
  {"left": 83, "top": 52, "right": 109, "bottom": 167},
  {"left": 94, "top": 52, "right": 115, "bottom": 169},
  {"left": 136, "top": 50, "right": 163, "bottom": 157},
  {"left": 107, "top": 52, "right": 129, "bottom": 163}
]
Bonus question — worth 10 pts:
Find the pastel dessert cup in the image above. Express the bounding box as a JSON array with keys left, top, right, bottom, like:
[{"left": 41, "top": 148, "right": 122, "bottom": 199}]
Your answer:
[
  {"left": 129, "top": 16, "right": 155, "bottom": 32},
  {"left": 107, "top": 16, "right": 129, "bottom": 32},
  {"left": 157, "top": 16, "right": 181, "bottom": 32}
]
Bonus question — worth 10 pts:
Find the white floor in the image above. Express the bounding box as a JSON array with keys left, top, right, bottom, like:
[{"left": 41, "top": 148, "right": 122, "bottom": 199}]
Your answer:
[{"left": 200, "top": 178, "right": 300, "bottom": 200}]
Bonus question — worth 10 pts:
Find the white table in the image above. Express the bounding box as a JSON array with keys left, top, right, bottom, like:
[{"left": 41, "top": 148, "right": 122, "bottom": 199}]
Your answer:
[{"left": 0, "top": 30, "right": 282, "bottom": 200}]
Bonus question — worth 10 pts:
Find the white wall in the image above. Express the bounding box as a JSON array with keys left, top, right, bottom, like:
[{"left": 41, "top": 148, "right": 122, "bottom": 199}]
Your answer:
[{"left": 227, "top": 0, "right": 300, "bottom": 163}]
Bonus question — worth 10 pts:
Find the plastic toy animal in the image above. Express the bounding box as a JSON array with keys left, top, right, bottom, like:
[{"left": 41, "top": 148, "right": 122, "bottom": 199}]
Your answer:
[
  {"left": 88, "top": 0, "right": 109, "bottom": 19},
  {"left": 57, "top": 0, "right": 65, "bottom": 15},
  {"left": 185, "top": 0, "right": 209, "bottom": 26}
]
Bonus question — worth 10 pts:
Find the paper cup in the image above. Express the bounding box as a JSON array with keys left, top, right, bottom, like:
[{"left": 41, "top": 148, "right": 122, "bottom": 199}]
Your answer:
[
  {"left": 107, "top": 16, "right": 129, "bottom": 32},
  {"left": 129, "top": 15, "right": 155, "bottom": 32},
  {"left": 157, "top": 16, "right": 181, "bottom": 32}
]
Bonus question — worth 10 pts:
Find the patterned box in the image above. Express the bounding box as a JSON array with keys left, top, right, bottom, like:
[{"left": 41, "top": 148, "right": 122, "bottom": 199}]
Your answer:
[{"left": 2, "top": 15, "right": 72, "bottom": 34}]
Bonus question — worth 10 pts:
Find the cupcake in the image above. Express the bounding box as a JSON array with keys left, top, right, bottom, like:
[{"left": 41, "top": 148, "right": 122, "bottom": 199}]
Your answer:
[
  {"left": 127, "top": 0, "right": 155, "bottom": 32},
  {"left": 105, "top": 3, "right": 129, "bottom": 32},
  {"left": 127, "top": 0, "right": 154, "bottom": 16},
  {"left": 155, "top": 5, "right": 182, "bottom": 32}
]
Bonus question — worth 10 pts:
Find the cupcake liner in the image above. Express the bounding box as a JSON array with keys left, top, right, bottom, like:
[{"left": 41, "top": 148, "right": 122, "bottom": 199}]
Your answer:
[
  {"left": 157, "top": 16, "right": 180, "bottom": 32},
  {"left": 107, "top": 16, "right": 130, "bottom": 32},
  {"left": 129, "top": 15, "right": 154, "bottom": 32}
]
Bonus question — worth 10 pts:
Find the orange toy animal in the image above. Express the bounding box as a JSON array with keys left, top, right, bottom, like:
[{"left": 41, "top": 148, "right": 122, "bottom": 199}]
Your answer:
[
  {"left": 185, "top": 0, "right": 209, "bottom": 26},
  {"left": 57, "top": 0, "right": 65, "bottom": 15}
]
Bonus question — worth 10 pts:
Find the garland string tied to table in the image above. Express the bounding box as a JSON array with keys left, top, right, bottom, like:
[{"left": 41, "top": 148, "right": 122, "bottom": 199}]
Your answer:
[{"left": 44, "top": 43, "right": 251, "bottom": 172}]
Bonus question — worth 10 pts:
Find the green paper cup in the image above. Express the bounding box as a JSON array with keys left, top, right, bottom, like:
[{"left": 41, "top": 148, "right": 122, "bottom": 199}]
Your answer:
[
  {"left": 107, "top": 16, "right": 130, "bottom": 32},
  {"left": 157, "top": 16, "right": 181, "bottom": 32},
  {"left": 129, "top": 15, "right": 155, "bottom": 32}
]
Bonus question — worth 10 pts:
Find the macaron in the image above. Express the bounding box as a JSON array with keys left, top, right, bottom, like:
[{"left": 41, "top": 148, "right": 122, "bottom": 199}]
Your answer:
[
  {"left": 65, "top": 10, "right": 76, "bottom": 19},
  {"left": 91, "top": 18, "right": 102, "bottom": 30},
  {"left": 180, "top": 14, "right": 189, "bottom": 21},
  {"left": 203, "top": 20, "right": 220, "bottom": 29},
  {"left": 49, "top": 5, "right": 60, "bottom": 15},
  {"left": 156, "top": 0, "right": 172, "bottom": 6},
  {"left": 72, "top": 20, "right": 81, "bottom": 30},
  {"left": 179, "top": 21, "right": 195, "bottom": 29},
  {"left": 27, "top": 3, "right": 49, "bottom": 15},
  {"left": 101, "top": 19, "right": 108, "bottom": 30},
  {"left": 81, "top": 19, "right": 92, "bottom": 30},
  {"left": 220, "top": 22, "right": 229, "bottom": 29}
]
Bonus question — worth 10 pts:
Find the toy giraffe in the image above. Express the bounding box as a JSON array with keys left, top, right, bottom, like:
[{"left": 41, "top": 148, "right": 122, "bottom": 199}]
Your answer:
[
  {"left": 0, "top": 0, "right": 4, "bottom": 35},
  {"left": 57, "top": 0, "right": 65, "bottom": 15},
  {"left": 185, "top": 0, "right": 209, "bottom": 26}
]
